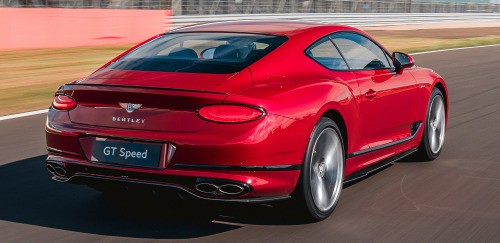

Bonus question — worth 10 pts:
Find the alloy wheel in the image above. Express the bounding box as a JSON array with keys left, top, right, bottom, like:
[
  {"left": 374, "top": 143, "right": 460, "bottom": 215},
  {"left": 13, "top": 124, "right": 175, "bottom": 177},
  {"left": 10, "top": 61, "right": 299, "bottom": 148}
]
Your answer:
[{"left": 309, "top": 128, "right": 344, "bottom": 212}]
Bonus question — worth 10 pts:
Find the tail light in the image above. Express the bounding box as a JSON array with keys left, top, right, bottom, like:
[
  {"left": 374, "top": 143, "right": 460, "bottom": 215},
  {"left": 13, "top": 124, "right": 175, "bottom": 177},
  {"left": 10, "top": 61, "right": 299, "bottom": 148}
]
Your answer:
[
  {"left": 197, "top": 104, "right": 265, "bottom": 124},
  {"left": 52, "top": 94, "right": 77, "bottom": 110}
]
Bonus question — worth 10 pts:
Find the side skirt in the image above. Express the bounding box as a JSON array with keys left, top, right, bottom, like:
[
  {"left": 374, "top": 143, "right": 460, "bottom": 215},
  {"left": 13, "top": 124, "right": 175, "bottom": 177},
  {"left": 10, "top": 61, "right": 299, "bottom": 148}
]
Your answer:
[
  {"left": 344, "top": 148, "right": 418, "bottom": 184},
  {"left": 347, "top": 121, "right": 422, "bottom": 159}
]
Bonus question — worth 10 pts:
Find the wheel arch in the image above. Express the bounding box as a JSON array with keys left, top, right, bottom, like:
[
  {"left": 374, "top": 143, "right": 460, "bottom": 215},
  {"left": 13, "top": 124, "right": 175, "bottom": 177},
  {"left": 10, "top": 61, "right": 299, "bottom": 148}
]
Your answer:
[
  {"left": 433, "top": 80, "right": 448, "bottom": 115},
  {"left": 321, "top": 109, "right": 348, "bottom": 156},
  {"left": 432, "top": 79, "right": 449, "bottom": 131}
]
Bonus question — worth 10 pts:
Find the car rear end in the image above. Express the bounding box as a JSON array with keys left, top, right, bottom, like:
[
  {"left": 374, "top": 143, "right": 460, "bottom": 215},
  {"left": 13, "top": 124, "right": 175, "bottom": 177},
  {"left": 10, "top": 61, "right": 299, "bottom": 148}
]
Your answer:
[{"left": 45, "top": 31, "right": 307, "bottom": 201}]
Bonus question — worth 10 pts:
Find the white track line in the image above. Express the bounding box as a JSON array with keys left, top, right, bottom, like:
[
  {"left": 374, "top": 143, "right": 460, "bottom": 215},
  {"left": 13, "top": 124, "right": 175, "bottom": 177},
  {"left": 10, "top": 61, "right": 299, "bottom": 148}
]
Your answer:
[
  {"left": 0, "top": 109, "right": 48, "bottom": 121},
  {"left": 410, "top": 43, "right": 500, "bottom": 55},
  {"left": 1, "top": 43, "right": 500, "bottom": 122}
]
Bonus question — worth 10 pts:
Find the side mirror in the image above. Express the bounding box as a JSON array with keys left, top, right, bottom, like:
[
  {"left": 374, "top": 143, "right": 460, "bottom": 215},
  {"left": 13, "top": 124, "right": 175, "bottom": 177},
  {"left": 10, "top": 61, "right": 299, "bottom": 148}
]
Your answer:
[{"left": 393, "top": 52, "right": 415, "bottom": 69}]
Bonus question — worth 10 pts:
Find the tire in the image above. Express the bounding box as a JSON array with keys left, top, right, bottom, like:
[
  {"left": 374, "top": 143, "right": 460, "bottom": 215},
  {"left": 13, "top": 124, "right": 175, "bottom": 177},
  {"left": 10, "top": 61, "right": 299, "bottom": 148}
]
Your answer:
[
  {"left": 294, "top": 117, "right": 345, "bottom": 221},
  {"left": 416, "top": 88, "right": 446, "bottom": 161}
]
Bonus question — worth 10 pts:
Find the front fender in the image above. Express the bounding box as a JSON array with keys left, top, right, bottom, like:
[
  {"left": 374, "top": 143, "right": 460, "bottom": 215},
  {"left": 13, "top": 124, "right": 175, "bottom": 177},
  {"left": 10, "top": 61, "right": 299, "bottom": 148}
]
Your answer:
[{"left": 410, "top": 68, "right": 449, "bottom": 131}]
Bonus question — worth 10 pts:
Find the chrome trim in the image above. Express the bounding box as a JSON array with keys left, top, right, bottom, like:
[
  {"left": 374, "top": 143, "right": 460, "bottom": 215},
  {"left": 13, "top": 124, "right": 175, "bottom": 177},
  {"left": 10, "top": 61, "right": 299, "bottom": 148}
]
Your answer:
[
  {"left": 344, "top": 148, "right": 417, "bottom": 184},
  {"left": 347, "top": 122, "right": 422, "bottom": 159},
  {"left": 195, "top": 182, "right": 219, "bottom": 194},
  {"left": 218, "top": 184, "right": 245, "bottom": 195},
  {"left": 194, "top": 183, "right": 245, "bottom": 195},
  {"left": 54, "top": 166, "right": 67, "bottom": 177},
  {"left": 46, "top": 164, "right": 56, "bottom": 174},
  {"left": 47, "top": 147, "right": 81, "bottom": 157},
  {"left": 173, "top": 163, "right": 301, "bottom": 171},
  {"left": 166, "top": 144, "right": 176, "bottom": 164},
  {"left": 118, "top": 102, "right": 142, "bottom": 113}
]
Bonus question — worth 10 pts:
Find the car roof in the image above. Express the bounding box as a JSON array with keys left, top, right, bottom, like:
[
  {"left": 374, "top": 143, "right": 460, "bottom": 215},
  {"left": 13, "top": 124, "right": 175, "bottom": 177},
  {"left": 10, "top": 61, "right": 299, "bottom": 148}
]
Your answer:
[{"left": 169, "top": 20, "right": 358, "bottom": 37}]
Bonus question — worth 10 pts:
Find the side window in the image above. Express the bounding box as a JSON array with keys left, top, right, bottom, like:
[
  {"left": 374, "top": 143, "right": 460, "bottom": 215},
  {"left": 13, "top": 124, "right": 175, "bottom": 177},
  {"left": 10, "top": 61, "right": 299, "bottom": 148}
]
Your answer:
[
  {"left": 305, "top": 37, "right": 349, "bottom": 71},
  {"left": 331, "top": 33, "right": 391, "bottom": 70},
  {"left": 385, "top": 52, "right": 395, "bottom": 68}
]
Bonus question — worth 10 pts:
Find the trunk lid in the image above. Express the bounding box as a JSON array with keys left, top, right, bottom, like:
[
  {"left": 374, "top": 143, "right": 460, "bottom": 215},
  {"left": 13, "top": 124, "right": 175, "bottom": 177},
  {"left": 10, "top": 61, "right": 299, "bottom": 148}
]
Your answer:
[{"left": 65, "top": 69, "right": 254, "bottom": 132}]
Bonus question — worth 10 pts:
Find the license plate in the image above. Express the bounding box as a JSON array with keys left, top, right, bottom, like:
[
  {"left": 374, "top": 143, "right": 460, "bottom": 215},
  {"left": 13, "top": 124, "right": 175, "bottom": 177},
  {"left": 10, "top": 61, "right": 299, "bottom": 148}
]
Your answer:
[{"left": 91, "top": 139, "right": 162, "bottom": 167}]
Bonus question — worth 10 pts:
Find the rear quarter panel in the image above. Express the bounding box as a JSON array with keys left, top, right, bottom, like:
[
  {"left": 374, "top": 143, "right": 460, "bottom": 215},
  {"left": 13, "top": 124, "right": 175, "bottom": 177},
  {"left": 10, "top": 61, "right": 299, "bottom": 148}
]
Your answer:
[{"left": 233, "top": 29, "right": 369, "bottom": 162}]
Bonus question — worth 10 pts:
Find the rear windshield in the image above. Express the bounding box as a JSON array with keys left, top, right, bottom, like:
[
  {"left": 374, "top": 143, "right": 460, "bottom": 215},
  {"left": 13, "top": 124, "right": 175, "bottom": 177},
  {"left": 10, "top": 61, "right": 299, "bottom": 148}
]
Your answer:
[{"left": 107, "top": 32, "right": 288, "bottom": 74}]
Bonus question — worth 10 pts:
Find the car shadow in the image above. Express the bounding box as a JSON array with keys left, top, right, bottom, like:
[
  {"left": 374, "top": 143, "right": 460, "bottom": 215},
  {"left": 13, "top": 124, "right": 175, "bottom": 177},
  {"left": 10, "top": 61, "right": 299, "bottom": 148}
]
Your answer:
[
  {"left": 0, "top": 156, "right": 308, "bottom": 239},
  {"left": 343, "top": 151, "right": 425, "bottom": 188},
  {"left": 397, "top": 151, "right": 430, "bottom": 163},
  {"left": 0, "top": 155, "right": 408, "bottom": 238}
]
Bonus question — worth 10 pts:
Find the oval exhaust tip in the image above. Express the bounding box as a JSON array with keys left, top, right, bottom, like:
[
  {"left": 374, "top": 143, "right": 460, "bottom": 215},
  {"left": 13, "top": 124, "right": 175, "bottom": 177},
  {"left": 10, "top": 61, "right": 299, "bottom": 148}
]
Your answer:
[
  {"left": 46, "top": 164, "right": 56, "bottom": 174},
  {"left": 219, "top": 184, "right": 245, "bottom": 195},
  {"left": 54, "top": 166, "right": 67, "bottom": 177},
  {"left": 195, "top": 183, "right": 219, "bottom": 194}
]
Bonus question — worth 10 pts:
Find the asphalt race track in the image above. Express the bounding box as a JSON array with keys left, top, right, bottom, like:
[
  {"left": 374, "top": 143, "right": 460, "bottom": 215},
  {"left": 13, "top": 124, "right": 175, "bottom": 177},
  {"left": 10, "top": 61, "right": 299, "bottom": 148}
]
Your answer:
[{"left": 1, "top": 45, "right": 499, "bottom": 242}]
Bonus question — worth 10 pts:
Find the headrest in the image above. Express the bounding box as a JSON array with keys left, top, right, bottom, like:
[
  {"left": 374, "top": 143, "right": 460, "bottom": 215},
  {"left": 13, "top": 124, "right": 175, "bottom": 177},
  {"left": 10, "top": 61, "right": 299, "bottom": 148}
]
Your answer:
[
  {"left": 213, "top": 45, "right": 240, "bottom": 59},
  {"left": 168, "top": 47, "right": 198, "bottom": 59}
]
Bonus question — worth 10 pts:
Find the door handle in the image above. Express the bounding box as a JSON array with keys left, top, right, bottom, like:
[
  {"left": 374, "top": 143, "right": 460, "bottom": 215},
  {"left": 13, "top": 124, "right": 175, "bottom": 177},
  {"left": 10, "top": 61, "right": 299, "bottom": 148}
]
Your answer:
[{"left": 365, "top": 89, "right": 377, "bottom": 99}]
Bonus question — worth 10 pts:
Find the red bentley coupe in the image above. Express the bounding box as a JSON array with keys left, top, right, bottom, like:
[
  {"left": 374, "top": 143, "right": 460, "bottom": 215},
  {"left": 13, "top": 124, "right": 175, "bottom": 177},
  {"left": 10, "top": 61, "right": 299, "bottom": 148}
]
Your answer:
[{"left": 45, "top": 21, "right": 448, "bottom": 220}]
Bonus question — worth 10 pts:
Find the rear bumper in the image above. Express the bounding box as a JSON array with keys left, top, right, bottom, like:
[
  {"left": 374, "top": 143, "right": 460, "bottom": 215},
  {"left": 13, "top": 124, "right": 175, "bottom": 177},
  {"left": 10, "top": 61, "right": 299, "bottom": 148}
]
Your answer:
[
  {"left": 46, "top": 155, "right": 300, "bottom": 202},
  {"left": 45, "top": 108, "right": 309, "bottom": 200},
  {"left": 68, "top": 174, "right": 292, "bottom": 203}
]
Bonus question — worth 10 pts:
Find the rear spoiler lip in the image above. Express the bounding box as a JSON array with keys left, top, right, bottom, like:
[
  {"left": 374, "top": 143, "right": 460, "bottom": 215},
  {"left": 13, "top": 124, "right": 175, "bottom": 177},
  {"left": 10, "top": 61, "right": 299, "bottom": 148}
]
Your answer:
[{"left": 65, "top": 83, "right": 228, "bottom": 95}]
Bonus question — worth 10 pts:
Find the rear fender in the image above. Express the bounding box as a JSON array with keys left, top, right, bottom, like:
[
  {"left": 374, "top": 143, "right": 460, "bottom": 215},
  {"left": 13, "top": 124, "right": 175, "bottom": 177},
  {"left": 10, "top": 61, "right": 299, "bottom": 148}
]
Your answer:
[{"left": 228, "top": 80, "right": 366, "bottom": 158}]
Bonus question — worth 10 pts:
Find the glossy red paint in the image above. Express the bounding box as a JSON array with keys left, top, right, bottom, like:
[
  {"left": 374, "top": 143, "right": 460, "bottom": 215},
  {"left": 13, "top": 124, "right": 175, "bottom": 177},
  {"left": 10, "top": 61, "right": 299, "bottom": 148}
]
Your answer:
[
  {"left": 52, "top": 95, "right": 77, "bottom": 110},
  {"left": 355, "top": 68, "right": 418, "bottom": 148},
  {"left": 45, "top": 21, "right": 448, "bottom": 201}
]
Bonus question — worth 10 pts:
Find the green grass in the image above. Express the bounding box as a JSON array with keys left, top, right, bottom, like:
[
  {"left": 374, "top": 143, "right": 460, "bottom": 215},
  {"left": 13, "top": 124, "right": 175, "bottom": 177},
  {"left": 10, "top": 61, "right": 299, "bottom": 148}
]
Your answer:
[
  {"left": 379, "top": 36, "right": 500, "bottom": 53},
  {"left": 1, "top": 36, "right": 500, "bottom": 116},
  {"left": 0, "top": 84, "right": 58, "bottom": 116},
  {"left": 0, "top": 45, "right": 132, "bottom": 116}
]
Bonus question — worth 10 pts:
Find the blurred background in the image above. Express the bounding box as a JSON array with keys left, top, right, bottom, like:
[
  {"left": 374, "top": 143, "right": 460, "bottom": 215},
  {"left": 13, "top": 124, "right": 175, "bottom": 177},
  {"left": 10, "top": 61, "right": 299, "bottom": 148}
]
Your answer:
[
  {"left": 1, "top": 1, "right": 500, "bottom": 242},
  {"left": 2, "top": 0, "right": 500, "bottom": 13},
  {"left": 0, "top": 0, "right": 499, "bottom": 116}
]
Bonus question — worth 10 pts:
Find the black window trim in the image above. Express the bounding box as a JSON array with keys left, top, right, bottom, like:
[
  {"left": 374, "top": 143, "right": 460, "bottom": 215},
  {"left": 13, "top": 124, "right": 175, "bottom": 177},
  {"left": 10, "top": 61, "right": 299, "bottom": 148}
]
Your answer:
[
  {"left": 303, "top": 35, "right": 351, "bottom": 72},
  {"left": 329, "top": 30, "right": 396, "bottom": 72},
  {"left": 328, "top": 36, "right": 351, "bottom": 70},
  {"left": 304, "top": 30, "right": 396, "bottom": 72}
]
